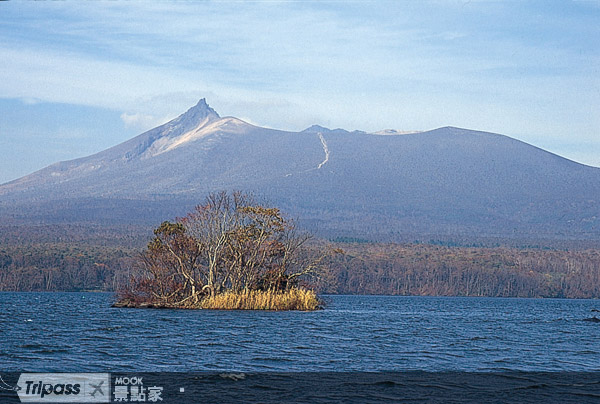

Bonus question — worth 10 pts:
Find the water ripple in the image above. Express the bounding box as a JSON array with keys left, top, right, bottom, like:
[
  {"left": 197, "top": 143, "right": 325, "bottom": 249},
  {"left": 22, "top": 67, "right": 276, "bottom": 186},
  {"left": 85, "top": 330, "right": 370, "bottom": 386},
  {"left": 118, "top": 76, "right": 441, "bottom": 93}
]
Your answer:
[{"left": 1, "top": 293, "right": 600, "bottom": 372}]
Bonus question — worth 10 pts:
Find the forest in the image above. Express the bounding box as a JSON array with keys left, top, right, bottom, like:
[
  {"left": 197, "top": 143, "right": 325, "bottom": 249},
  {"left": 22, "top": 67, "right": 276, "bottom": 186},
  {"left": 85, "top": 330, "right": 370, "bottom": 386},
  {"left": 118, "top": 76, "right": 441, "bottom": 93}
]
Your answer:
[
  {"left": 323, "top": 243, "right": 600, "bottom": 298},
  {"left": 2, "top": 229, "right": 599, "bottom": 298}
]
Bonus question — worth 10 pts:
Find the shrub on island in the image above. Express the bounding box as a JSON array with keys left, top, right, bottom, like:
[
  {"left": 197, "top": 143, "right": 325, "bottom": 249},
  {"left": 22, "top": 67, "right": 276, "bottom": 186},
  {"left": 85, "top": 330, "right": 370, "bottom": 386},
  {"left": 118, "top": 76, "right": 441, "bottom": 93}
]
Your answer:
[{"left": 114, "top": 191, "right": 333, "bottom": 310}]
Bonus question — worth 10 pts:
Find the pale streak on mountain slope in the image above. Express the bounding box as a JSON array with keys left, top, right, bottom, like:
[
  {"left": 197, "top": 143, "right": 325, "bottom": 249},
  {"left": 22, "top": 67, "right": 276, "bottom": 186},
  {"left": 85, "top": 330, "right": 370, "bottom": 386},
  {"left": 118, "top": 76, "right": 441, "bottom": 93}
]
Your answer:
[
  {"left": 146, "top": 117, "right": 249, "bottom": 157},
  {"left": 286, "top": 132, "right": 330, "bottom": 177},
  {"left": 317, "top": 133, "right": 330, "bottom": 169}
]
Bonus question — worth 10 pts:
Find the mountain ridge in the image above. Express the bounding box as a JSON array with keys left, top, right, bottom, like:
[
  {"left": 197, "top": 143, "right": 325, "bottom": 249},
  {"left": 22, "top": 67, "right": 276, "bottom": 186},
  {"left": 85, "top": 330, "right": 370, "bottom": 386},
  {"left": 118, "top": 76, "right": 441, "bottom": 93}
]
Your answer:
[{"left": 1, "top": 99, "right": 598, "bottom": 241}]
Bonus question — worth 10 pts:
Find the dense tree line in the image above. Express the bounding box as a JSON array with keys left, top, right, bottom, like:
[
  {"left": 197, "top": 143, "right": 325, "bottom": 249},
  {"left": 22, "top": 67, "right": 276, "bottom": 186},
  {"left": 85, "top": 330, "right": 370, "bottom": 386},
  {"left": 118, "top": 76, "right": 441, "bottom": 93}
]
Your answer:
[
  {"left": 322, "top": 244, "right": 600, "bottom": 298},
  {"left": 0, "top": 244, "right": 135, "bottom": 291},
  {"left": 2, "top": 222, "right": 600, "bottom": 298}
]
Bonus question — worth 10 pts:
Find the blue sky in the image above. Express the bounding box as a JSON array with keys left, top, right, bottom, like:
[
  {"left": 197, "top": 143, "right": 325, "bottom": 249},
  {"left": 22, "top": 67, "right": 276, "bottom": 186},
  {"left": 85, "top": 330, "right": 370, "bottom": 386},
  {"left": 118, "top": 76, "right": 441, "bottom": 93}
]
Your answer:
[{"left": 1, "top": 1, "right": 598, "bottom": 183}]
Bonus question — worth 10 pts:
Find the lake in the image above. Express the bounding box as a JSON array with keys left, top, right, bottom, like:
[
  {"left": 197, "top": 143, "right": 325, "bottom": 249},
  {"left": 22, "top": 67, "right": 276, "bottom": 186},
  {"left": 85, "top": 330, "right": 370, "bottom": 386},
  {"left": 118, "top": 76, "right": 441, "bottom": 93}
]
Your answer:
[
  {"left": 2, "top": 292, "right": 599, "bottom": 372},
  {"left": 1, "top": 293, "right": 599, "bottom": 402}
]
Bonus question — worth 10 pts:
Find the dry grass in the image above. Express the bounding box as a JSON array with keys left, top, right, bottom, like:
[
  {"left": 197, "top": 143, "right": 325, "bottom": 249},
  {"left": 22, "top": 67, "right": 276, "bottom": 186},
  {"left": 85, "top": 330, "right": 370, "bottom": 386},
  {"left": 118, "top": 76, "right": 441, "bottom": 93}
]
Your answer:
[{"left": 198, "top": 288, "right": 321, "bottom": 311}]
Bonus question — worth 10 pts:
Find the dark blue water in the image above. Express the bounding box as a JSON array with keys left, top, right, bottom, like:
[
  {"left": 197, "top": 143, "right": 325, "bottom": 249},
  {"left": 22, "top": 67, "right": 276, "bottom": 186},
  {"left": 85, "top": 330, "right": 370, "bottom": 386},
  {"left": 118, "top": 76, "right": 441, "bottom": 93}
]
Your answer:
[{"left": 1, "top": 293, "right": 599, "bottom": 372}]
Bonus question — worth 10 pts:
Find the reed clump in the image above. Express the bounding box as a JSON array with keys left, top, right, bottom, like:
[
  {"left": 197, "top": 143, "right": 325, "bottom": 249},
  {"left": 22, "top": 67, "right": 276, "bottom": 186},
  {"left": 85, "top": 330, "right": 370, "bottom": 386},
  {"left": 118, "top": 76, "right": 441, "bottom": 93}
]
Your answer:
[{"left": 198, "top": 288, "right": 321, "bottom": 311}]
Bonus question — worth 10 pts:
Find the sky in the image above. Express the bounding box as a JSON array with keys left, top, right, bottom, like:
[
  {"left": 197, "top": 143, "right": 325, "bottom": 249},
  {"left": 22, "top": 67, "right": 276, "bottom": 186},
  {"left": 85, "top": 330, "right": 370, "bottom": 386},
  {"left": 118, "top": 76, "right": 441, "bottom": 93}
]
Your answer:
[{"left": 0, "top": 1, "right": 598, "bottom": 184}]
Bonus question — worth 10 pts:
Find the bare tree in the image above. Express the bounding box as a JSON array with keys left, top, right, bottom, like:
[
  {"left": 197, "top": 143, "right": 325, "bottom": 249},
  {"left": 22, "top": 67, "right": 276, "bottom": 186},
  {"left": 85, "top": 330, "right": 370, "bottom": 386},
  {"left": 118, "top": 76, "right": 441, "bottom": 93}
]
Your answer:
[{"left": 117, "top": 191, "right": 331, "bottom": 307}]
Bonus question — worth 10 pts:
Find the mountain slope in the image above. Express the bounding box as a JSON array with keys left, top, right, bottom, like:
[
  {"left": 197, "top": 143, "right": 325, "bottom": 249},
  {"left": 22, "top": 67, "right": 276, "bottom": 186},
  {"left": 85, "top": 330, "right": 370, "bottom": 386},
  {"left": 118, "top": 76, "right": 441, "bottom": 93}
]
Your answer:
[
  {"left": 0, "top": 99, "right": 324, "bottom": 200},
  {"left": 1, "top": 100, "right": 599, "bottom": 240}
]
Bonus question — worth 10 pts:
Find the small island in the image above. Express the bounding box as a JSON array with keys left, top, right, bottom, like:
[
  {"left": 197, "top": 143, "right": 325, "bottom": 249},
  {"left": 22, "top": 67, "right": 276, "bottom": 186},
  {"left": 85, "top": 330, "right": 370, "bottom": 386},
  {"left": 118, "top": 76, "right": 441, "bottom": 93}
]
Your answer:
[{"left": 114, "top": 191, "right": 331, "bottom": 310}]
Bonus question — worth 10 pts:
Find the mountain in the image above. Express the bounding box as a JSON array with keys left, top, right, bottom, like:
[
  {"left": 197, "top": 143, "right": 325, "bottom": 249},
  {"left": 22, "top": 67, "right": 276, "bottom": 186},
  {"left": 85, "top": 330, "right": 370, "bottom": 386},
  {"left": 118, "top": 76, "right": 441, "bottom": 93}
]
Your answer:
[{"left": 1, "top": 99, "right": 599, "bottom": 241}]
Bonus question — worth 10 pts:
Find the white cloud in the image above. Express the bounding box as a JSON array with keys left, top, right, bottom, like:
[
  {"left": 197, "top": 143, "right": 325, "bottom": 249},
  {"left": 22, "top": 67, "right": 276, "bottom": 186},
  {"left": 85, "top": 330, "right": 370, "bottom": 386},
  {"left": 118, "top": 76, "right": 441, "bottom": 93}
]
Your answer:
[
  {"left": 19, "top": 97, "right": 43, "bottom": 105},
  {"left": 120, "top": 112, "right": 166, "bottom": 131},
  {"left": 0, "top": 1, "right": 597, "bottom": 166}
]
